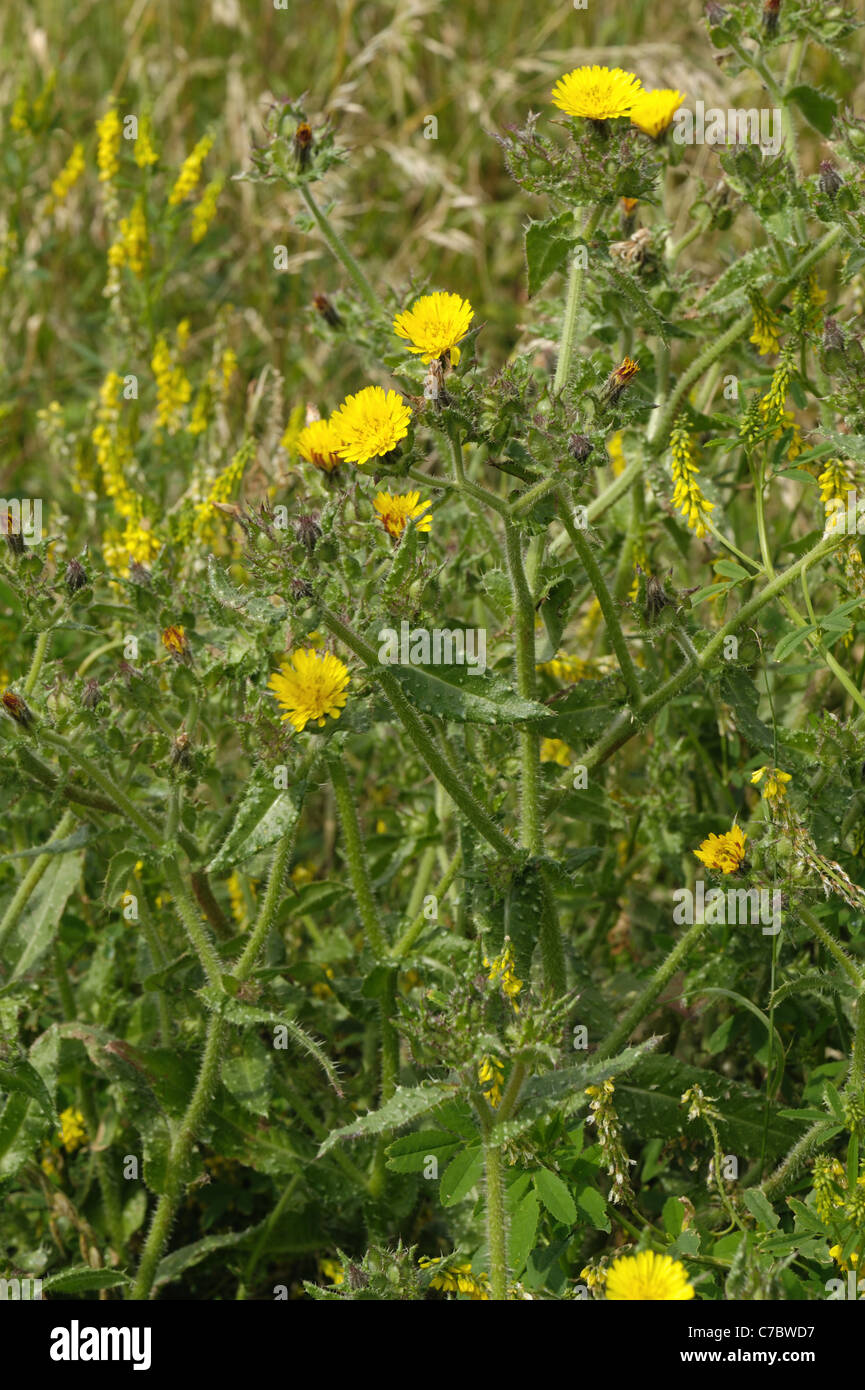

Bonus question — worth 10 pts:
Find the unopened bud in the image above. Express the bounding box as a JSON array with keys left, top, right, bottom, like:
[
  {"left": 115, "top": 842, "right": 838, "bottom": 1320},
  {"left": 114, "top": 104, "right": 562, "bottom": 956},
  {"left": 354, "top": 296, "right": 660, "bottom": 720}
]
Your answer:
[
  {"left": 568, "top": 434, "right": 594, "bottom": 463},
  {"left": 313, "top": 293, "right": 342, "bottom": 328},
  {"left": 65, "top": 557, "right": 88, "bottom": 595},
  {"left": 295, "top": 514, "right": 321, "bottom": 551},
  {"left": 819, "top": 160, "right": 843, "bottom": 198},
  {"left": 81, "top": 678, "right": 102, "bottom": 710}
]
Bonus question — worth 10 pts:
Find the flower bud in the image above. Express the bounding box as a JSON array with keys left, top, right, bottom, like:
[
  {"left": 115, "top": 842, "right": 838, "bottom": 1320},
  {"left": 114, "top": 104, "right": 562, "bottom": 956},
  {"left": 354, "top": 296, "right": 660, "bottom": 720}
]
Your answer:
[
  {"left": 65, "top": 557, "right": 88, "bottom": 595},
  {"left": 1, "top": 689, "right": 34, "bottom": 729},
  {"left": 818, "top": 160, "right": 843, "bottom": 198},
  {"left": 294, "top": 121, "right": 313, "bottom": 171},
  {"left": 823, "top": 316, "right": 845, "bottom": 354},
  {"left": 762, "top": 0, "right": 780, "bottom": 37},
  {"left": 568, "top": 434, "right": 594, "bottom": 463},
  {"left": 81, "top": 678, "right": 102, "bottom": 710},
  {"left": 313, "top": 293, "right": 342, "bottom": 328},
  {"left": 295, "top": 514, "right": 321, "bottom": 552}
]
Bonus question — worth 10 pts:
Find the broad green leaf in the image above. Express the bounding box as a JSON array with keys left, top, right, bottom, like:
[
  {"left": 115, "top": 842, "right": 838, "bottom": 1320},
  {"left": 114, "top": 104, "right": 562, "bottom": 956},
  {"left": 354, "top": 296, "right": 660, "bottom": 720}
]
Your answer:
[
  {"left": 0, "top": 1058, "right": 56, "bottom": 1120},
  {"left": 440, "top": 1145, "right": 483, "bottom": 1206},
  {"left": 41, "top": 1266, "right": 130, "bottom": 1294},
  {"left": 381, "top": 661, "right": 548, "bottom": 725},
  {"left": 9, "top": 850, "right": 83, "bottom": 980},
  {"left": 698, "top": 247, "right": 774, "bottom": 313},
  {"left": 742, "top": 1188, "right": 780, "bottom": 1230},
  {"left": 0, "top": 826, "right": 92, "bottom": 865},
  {"left": 319, "top": 1082, "right": 457, "bottom": 1153},
  {"left": 385, "top": 1129, "right": 460, "bottom": 1174},
  {"left": 153, "top": 1225, "right": 263, "bottom": 1292},
  {"left": 576, "top": 1185, "right": 609, "bottom": 1232},
  {"left": 604, "top": 262, "right": 671, "bottom": 344},
  {"left": 787, "top": 85, "right": 837, "bottom": 137},
  {"left": 533, "top": 1167, "right": 577, "bottom": 1225},
  {"left": 525, "top": 212, "right": 576, "bottom": 296},
  {"left": 773, "top": 624, "right": 818, "bottom": 663},
  {"left": 509, "top": 1191, "right": 541, "bottom": 1274},
  {"left": 208, "top": 772, "right": 307, "bottom": 873}
]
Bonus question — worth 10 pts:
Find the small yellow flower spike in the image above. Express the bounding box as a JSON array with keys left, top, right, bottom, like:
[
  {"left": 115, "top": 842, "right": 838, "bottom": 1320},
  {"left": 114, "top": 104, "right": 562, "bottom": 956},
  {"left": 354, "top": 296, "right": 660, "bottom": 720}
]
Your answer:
[
  {"left": 96, "top": 104, "right": 122, "bottom": 182},
  {"left": 393, "top": 292, "right": 474, "bottom": 365},
  {"left": 606, "top": 1251, "right": 695, "bottom": 1301},
  {"left": 630, "top": 89, "right": 686, "bottom": 138},
  {"left": 551, "top": 66, "right": 643, "bottom": 121},
  {"left": 59, "top": 1107, "right": 87, "bottom": 1153},
  {"left": 750, "top": 766, "right": 791, "bottom": 801},
  {"left": 484, "top": 940, "right": 523, "bottom": 1009},
  {"left": 694, "top": 825, "right": 747, "bottom": 874},
  {"left": 169, "top": 135, "right": 214, "bottom": 207},
  {"left": 478, "top": 1055, "right": 505, "bottom": 1108},
  {"left": 670, "top": 418, "right": 714, "bottom": 539},
  {"left": 372, "top": 490, "right": 431, "bottom": 540},
  {"left": 748, "top": 290, "right": 781, "bottom": 356},
  {"left": 331, "top": 386, "right": 412, "bottom": 466},
  {"left": 540, "top": 736, "right": 572, "bottom": 767},
  {"left": 268, "top": 649, "right": 350, "bottom": 732}
]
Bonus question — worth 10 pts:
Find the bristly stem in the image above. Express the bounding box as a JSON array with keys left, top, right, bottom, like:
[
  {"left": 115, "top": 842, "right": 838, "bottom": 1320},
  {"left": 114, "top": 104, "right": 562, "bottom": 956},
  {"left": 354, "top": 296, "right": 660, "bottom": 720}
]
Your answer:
[
  {"left": 503, "top": 522, "right": 541, "bottom": 855},
  {"left": 327, "top": 751, "right": 388, "bottom": 959},
  {"left": 23, "top": 630, "right": 51, "bottom": 697},
  {"left": 559, "top": 496, "right": 642, "bottom": 707},
  {"left": 483, "top": 1135, "right": 508, "bottom": 1300},
  {"left": 553, "top": 203, "right": 604, "bottom": 397},
  {"left": 300, "top": 184, "right": 382, "bottom": 319}
]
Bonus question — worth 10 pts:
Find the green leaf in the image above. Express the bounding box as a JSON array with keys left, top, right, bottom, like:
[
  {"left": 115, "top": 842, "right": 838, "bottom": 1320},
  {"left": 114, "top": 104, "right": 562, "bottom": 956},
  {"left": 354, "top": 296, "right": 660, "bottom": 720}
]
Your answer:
[
  {"left": 603, "top": 262, "right": 671, "bottom": 344},
  {"left": 787, "top": 85, "right": 837, "bottom": 137},
  {"left": 576, "top": 1185, "right": 609, "bottom": 1231},
  {"left": 509, "top": 1191, "right": 540, "bottom": 1274},
  {"left": 773, "top": 624, "right": 818, "bottom": 663},
  {"left": 153, "top": 1226, "right": 262, "bottom": 1292},
  {"left": 713, "top": 560, "right": 750, "bottom": 581},
  {"left": 41, "top": 1265, "right": 130, "bottom": 1294},
  {"left": 0, "top": 826, "right": 92, "bottom": 865},
  {"left": 382, "top": 660, "right": 549, "bottom": 725},
  {"left": 208, "top": 772, "right": 307, "bottom": 873},
  {"left": 385, "top": 1129, "right": 460, "bottom": 1174},
  {"left": 698, "top": 247, "right": 774, "bottom": 313},
  {"left": 525, "top": 213, "right": 575, "bottom": 296},
  {"left": 742, "top": 1188, "right": 780, "bottom": 1230},
  {"left": 8, "top": 850, "right": 83, "bottom": 980},
  {"left": 0, "top": 1058, "right": 56, "bottom": 1120},
  {"left": 490, "top": 1039, "right": 657, "bottom": 1145},
  {"left": 440, "top": 1144, "right": 483, "bottom": 1206},
  {"left": 533, "top": 1167, "right": 577, "bottom": 1225},
  {"left": 662, "top": 1195, "right": 685, "bottom": 1237},
  {"left": 318, "top": 1082, "right": 457, "bottom": 1153}
]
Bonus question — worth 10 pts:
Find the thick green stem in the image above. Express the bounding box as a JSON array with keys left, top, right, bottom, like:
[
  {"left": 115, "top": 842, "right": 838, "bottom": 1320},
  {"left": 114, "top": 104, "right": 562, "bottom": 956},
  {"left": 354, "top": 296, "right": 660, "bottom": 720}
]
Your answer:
[
  {"left": 560, "top": 500, "right": 642, "bottom": 707},
  {"left": 130, "top": 1012, "right": 227, "bottom": 1299},
  {"left": 235, "top": 818, "right": 302, "bottom": 981},
  {"left": 596, "top": 915, "right": 712, "bottom": 1059},
  {"left": 38, "top": 729, "right": 161, "bottom": 847},
  {"left": 504, "top": 523, "right": 541, "bottom": 854},
  {"left": 553, "top": 203, "right": 603, "bottom": 396},
  {"left": 393, "top": 847, "right": 462, "bottom": 958},
  {"left": 799, "top": 904, "right": 865, "bottom": 990},
  {"left": 327, "top": 753, "right": 388, "bottom": 958},
  {"left": 24, "top": 630, "right": 51, "bottom": 697},
  {"left": 163, "top": 858, "right": 223, "bottom": 987},
  {"left": 484, "top": 1137, "right": 508, "bottom": 1300}
]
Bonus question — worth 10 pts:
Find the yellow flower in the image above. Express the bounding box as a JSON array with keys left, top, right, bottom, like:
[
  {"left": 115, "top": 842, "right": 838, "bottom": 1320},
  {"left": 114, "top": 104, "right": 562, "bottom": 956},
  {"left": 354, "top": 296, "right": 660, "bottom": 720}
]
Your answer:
[
  {"left": 109, "top": 198, "right": 149, "bottom": 277},
  {"left": 607, "top": 431, "right": 626, "bottom": 477},
  {"left": 551, "top": 65, "right": 643, "bottom": 121},
  {"left": 694, "top": 825, "right": 747, "bottom": 874},
  {"left": 152, "top": 334, "right": 191, "bottom": 433},
  {"left": 819, "top": 458, "right": 854, "bottom": 508},
  {"left": 59, "top": 1107, "right": 87, "bottom": 1153},
  {"left": 96, "top": 104, "right": 122, "bottom": 182},
  {"left": 134, "top": 114, "right": 159, "bottom": 169},
  {"left": 630, "top": 89, "right": 686, "bottom": 138},
  {"left": 670, "top": 418, "right": 714, "bottom": 540},
  {"left": 484, "top": 941, "right": 523, "bottom": 1009},
  {"left": 478, "top": 1055, "right": 505, "bottom": 1108},
  {"left": 161, "top": 625, "right": 189, "bottom": 660},
  {"left": 49, "top": 142, "right": 85, "bottom": 208},
  {"left": 169, "top": 135, "right": 214, "bottom": 207},
  {"left": 319, "top": 1258, "right": 344, "bottom": 1286},
  {"left": 750, "top": 766, "right": 791, "bottom": 801},
  {"left": 393, "top": 291, "right": 474, "bottom": 365},
  {"left": 540, "top": 737, "right": 571, "bottom": 767},
  {"left": 606, "top": 1251, "right": 695, "bottom": 1301},
  {"left": 268, "top": 649, "right": 350, "bottom": 732},
  {"left": 331, "top": 386, "right": 412, "bottom": 466},
  {"left": 419, "top": 1257, "right": 490, "bottom": 1300},
  {"left": 373, "top": 490, "right": 431, "bottom": 540},
  {"left": 748, "top": 290, "right": 781, "bottom": 356},
  {"left": 298, "top": 417, "right": 343, "bottom": 474},
  {"left": 191, "top": 177, "right": 223, "bottom": 244}
]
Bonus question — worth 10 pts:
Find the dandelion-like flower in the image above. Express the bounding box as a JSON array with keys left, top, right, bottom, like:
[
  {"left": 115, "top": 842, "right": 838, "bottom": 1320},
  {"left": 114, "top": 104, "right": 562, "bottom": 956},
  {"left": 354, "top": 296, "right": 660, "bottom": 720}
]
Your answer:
[
  {"left": 59, "top": 1106, "right": 87, "bottom": 1153},
  {"left": 601, "top": 356, "right": 640, "bottom": 406},
  {"left": 268, "top": 648, "right": 350, "bottom": 732},
  {"left": 393, "top": 291, "right": 474, "bottom": 365},
  {"left": 373, "top": 490, "right": 431, "bottom": 540},
  {"left": 297, "top": 417, "right": 343, "bottom": 474},
  {"left": 748, "top": 290, "right": 781, "bottom": 356},
  {"left": 606, "top": 1251, "right": 695, "bottom": 1301},
  {"left": 161, "top": 625, "right": 190, "bottom": 662},
  {"left": 331, "top": 386, "right": 411, "bottom": 466},
  {"left": 670, "top": 419, "right": 714, "bottom": 539},
  {"left": 551, "top": 66, "right": 643, "bottom": 121},
  {"left": 751, "top": 766, "right": 791, "bottom": 801},
  {"left": 694, "top": 825, "right": 747, "bottom": 874},
  {"left": 630, "top": 89, "right": 686, "bottom": 138}
]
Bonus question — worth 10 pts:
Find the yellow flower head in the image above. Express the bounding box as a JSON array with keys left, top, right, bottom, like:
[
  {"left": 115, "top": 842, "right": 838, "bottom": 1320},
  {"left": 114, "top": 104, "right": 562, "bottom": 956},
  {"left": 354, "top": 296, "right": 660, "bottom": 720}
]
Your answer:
[
  {"left": 540, "top": 737, "right": 572, "bottom": 767},
  {"left": 694, "top": 825, "right": 747, "bottom": 875},
  {"left": 551, "top": 65, "right": 643, "bottom": 121},
  {"left": 606, "top": 1251, "right": 695, "bottom": 1301},
  {"left": 393, "top": 291, "right": 474, "bottom": 365},
  {"left": 298, "top": 417, "right": 343, "bottom": 474},
  {"left": 161, "top": 625, "right": 189, "bottom": 660},
  {"left": 331, "top": 386, "right": 412, "bottom": 466},
  {"left": 630, "top": 89, "right": 686, "bottom": 138},
  {"left": 59, "top": 1107, "right": 87, "bottom": 1153},
  {"left": 373, "top": 490, "right": 431, "bottom": 540},
  {"left": 750, "top": 766, "right": 791, "bottom": 801},
  {"left": 268, "top": 648, "right": 350, "bottom": 732}
]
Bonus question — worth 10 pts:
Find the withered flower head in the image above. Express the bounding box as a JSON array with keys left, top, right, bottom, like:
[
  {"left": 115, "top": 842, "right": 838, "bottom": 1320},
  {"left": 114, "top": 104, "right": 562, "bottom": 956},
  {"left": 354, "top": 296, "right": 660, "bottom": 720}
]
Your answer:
[
  {"left": 569, "top": 434, "right": 594, "bottom": 463},
  {"left": 65, "top": 557, "right": 88, "bottom": 595},
  {"left": 81, "top": 678, "right": 102, "bottom": 710},
  {"left": 313, "top": 293, "right": 342, "bottom": 328},
  {"left": 128, "top": 561, "right": 152, "bottom": 587},
  {"left": 294, "top": 121, "right": 313, "bottom": 170},
  {"left": 2, "top": 508, "right": 25, "bottom": 556},
  {"left": 2, "top": 689, "right": 34, "bottom": 729},
  {"left": 295, "top": 513, "right": 321, "bottom": 551},
  {"left": 705, "top": 2, "right": 727, "bottom": 24},
  {"left": 819, "top": 161, "right": 843, "bottom": 198},
  {"left": 642, "top": 569, "right": 674, "bottom": 622},
  {"left": 170, "top": 731, "right": 191, "bottom": 770},
  {"left": 823, "top": 317, "right": 845, "bottom": 353},
  {"left": 762, "top": 0, "right": 780, "bottom": 36},
  {"left": 290, "top": 577, "right": 313, "bottom": 600},
  {"left": 601, "top": 356, "right": 640, "bottom": 407}
]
